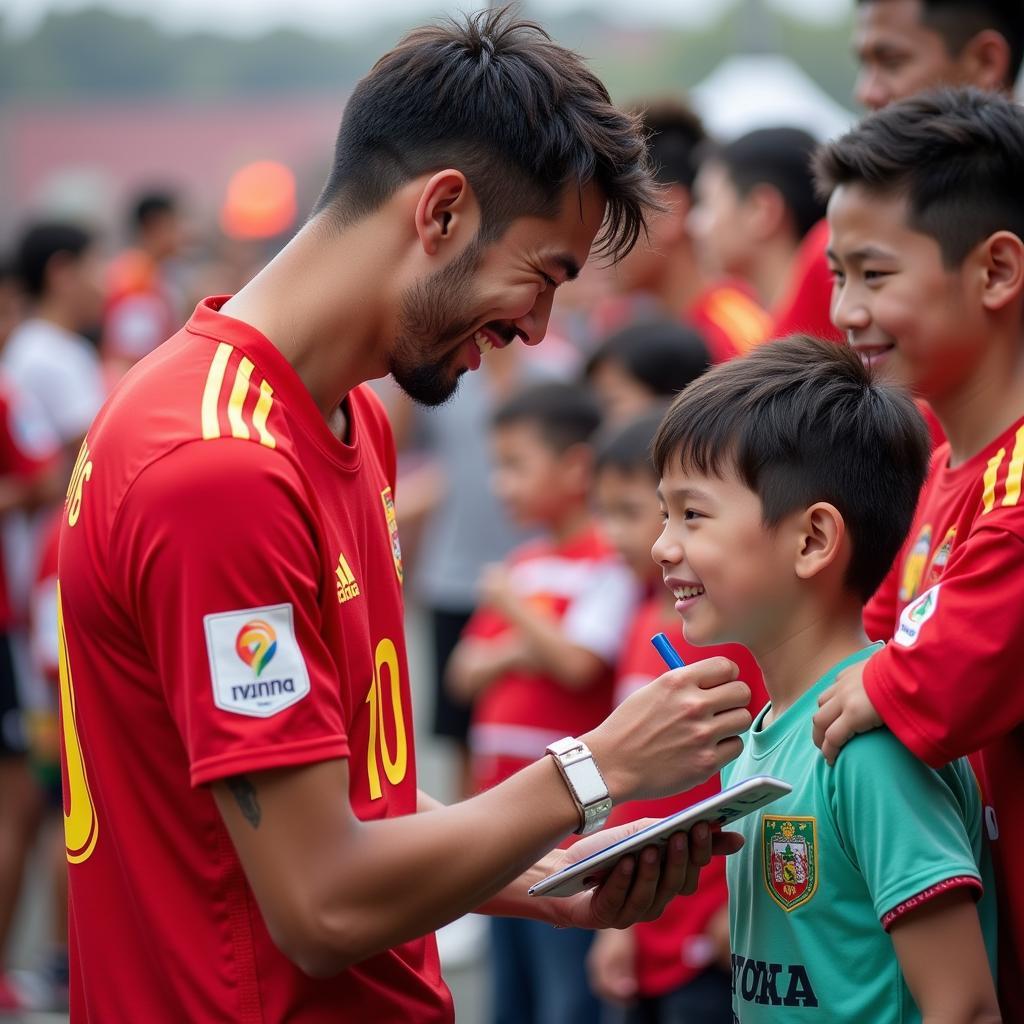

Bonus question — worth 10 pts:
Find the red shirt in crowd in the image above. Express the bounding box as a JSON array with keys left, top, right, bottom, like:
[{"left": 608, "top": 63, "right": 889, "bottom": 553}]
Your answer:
[
  {"left": 466, "top": 525, "right": 636, "bottom": 797},
  {"left": 770, "top": 219, "right": 844, "bottom": 344},
  {"left": 58, "top": 297, "right": 452, "bottom": 1023},
  {"left": 686, "top": 281, "right": 773, "bottom": 364},
  {"left": 607, "top": 595, "right": 766, "bottom": 998},
  {"left": 863, "top": 415, "right": 1024, "bottom": 1022}
]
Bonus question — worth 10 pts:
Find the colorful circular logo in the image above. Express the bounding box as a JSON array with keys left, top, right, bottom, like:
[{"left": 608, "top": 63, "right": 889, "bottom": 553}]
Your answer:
[{"left": 235, "top": 620, "right": 278, "bottom": 676}]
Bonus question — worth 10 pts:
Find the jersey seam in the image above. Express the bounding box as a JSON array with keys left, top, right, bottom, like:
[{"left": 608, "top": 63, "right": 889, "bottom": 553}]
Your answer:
[{"left": 191, "top": 735, "right": 350, "bottom": 787}]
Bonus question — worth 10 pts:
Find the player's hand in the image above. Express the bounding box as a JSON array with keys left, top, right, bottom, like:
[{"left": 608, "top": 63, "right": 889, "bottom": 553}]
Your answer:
[
  {"left": 549, "top": 819, "right": 743, "bottom": 931},
  {"left": 584, "top": 658, "right": 752, "bottom": 803},
  {"left": 586, "top": 925, "right": 637, "bottom": 1005},
  {"left": 812, "top": 657, "right": 883, "bottom": 765}
]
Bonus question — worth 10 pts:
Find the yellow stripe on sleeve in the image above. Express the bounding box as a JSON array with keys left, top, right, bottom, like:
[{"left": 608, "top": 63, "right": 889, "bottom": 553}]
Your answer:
[
  {"left": 227, "top": 357, "right": 255, "bottom": 440},
  {"left": 252, "top": 379, "right": 276, "bottom": 449},
  {"left": 1001, "top": 425, "right": 1024, "bottom": 508},
  {"left": 982, "top": 447, "right": 1006, "bottom": 514},
  {"left": 201, "top": 343, "right": 232, "bottom": 440}
]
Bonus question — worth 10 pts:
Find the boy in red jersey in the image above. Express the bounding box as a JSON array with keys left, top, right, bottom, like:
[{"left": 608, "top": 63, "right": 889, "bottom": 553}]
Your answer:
[
  {"left": 588, "top": 411, "right": 766, "bottom": 1024},
  {"left": 811, "top": 88, "right": 1024, "bottom": 1019},
  {"left": 449, "top": 381, "right": 636, "bottom": 1023},
  {"left": 56, "top": 10, "right": 755, "bottom": 1023},
  {"left": 612, "top": 101, "right": 772, "bottom": 362}
]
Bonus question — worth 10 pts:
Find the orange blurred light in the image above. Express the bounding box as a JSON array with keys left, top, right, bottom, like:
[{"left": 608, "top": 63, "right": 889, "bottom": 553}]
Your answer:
[{"left": 220, "top": 160, "right": 297, "bottom": 240}]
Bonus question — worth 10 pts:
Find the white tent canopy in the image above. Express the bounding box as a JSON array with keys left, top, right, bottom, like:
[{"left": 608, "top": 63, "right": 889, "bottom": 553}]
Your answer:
[{"left": 691, "top": 53, "right": 855, "bottom": 141}]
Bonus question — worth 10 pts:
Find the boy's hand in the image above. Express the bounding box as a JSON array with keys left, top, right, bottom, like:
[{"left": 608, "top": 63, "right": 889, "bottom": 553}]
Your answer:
[
  {"left": 478, "top": 563, "right": 520, "bottom": 617},
  {"left": 812, "top": 658, "right": 883, "bottom": 764},
  {"left": 585, "top": 657, "right": 752, "bottom": 803},
  {"left": 587, "top": 925, "right": 637, "bottom": 1004}
]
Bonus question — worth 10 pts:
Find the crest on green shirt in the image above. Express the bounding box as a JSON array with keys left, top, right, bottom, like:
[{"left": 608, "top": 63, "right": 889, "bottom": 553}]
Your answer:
[{"left": 762, "top": 816, "right": 818, "bottom": 912}]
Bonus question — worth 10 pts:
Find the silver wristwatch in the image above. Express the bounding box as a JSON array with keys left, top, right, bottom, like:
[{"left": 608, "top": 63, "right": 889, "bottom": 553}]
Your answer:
[{"left": 545, "top": 736, "right": 612, "bottom": 836}]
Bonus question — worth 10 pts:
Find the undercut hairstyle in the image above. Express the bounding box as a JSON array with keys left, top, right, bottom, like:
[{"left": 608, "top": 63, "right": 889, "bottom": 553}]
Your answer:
[
  {"left": 595, "top": 409, "right": 666, "bottom": 478},
  {"left": 714, "top": 127, "right": 825, "bottom": 242},
  {"left": 585, "top": 320, "right": 710, "bottom": 400},
  {"left": 132, "top": 191, "right": 177, "bottom": 232},
  {"left": 814, "top": 87, "right": 1024, "bottom": 268},
  {"left": 856, "top": 0, "right": 1024, "bottom": 88},
  {"left": 652, "top": 335, "right": 930, "bottom": 602},
  {"left": 493, "top": 380, "right": 603, "bottom": 454},
  {"left": 313, "top": 6, "right": 658, "bottom": 261},
  {"left": 15, "top": 222, "right": 94, "bottom": 300},
  {"left": 632, "top": 98, "right": 708, "bottom": 191}
]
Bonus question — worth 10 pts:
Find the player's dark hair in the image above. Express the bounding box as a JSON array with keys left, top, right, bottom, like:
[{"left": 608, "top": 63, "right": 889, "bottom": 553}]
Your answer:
[
  {"left": 713, "top": 127, "right": 825, "bottom": 242},
  {"left": 15, "top": 222, "right": 94, "bottom": 300},
  {"left": 814, "top": 87, "right": 1024, "bottom": 268},
  {"left": 493, "top": 380, "right": 603, "bottom": 453},
  {"left": 594, "top": 409, "right": 665, "bottom": 478},
  {"left": 132, "top": 191, "right": 177, "bottom": 232},
  {"left": 652, "top": 335, "right": 930, "bottom": 602},
  {"left": 632, "top": 98, "right": 707, "bottom": 192},
  {"left": 585, "top": 319, "right": 710, "bottom": 400},
  {"left": 856, "top": 0, "right": 1024, "bottom": 87},
  {"left": 313, "top": 6, "right": 658, "bottom": 261}
]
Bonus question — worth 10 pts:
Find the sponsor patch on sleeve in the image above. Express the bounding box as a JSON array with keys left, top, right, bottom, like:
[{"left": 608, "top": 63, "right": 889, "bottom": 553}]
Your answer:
[
  {"left": 204, "top": 603, "right": 311, "bottom": 717},
  {"left": 893, "top": 584, "right": 940, "bottom": 648}
]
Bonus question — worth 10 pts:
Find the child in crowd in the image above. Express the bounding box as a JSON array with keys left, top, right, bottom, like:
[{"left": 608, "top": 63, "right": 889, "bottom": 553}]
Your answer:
[
  {"left": 811, "top": 87, "right": 1024, "bottom": 1019},
  {"left": 588, "top": 410, "right": 765, "bottom": 1024},
  {"left": 447, "top": 381, "right": 638, "bottom": 1024},
  {"left": 652, "top": 336, "right": 998, "bottom": 1022},
  {"left": 690, "top": 126, "right": 825, "bottom": 312},
  {"left": 584, "top": 321, "right": 709, "bottom": 427}
]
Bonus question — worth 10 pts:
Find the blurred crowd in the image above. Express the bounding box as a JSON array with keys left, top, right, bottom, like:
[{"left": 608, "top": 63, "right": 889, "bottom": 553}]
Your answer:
[{"left": 0, "top": 0, "right": 1020, "bottom": 1020}]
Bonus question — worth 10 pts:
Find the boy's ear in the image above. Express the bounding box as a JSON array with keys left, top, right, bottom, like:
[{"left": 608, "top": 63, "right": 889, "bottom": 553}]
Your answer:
[
  {"left": 793, "top": 502, "right": 845, "bottom": 583},
  {"left": 978, "top": 231, "right": 1024, "bottom": 313},
  {"left": 656, "top": 183, "right": 693, "bottom": 246},
  {"left": 744, "top": 183, "right": 788, "bottom": 243},
  {"left": 413, "top": 169, "right": 478, "bottom": 256}
]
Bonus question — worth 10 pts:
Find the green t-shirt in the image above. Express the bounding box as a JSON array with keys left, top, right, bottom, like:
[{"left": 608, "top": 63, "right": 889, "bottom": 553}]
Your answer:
[{"left": 720, "top": 644, "right": 996, "bottom": 1022}]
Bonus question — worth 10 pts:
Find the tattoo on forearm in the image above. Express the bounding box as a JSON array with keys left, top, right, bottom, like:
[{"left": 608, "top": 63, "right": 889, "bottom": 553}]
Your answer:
[{"left": 227, "top": 775, "right": 261, "bottom": 829}]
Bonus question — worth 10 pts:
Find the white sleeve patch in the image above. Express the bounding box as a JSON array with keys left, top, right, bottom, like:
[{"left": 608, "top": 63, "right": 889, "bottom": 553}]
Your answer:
[
  {"left": 893, "top": 584, "right": 940, "bottom": 648},
  {"left": 204, "top": 603, "right": 311, "bottom": 717}
]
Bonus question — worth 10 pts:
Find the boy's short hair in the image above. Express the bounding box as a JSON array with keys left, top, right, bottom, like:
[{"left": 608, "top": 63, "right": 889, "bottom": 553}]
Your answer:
[
  {"left": 594, "top": 409, "right": 665, "bottom": 478},
  {"left": 132, "top": 191, "right": 178, "bottom": 232},
  {"left": 856, "top": 0, "right": 1024, "bottom": 88},
  {"left": 714, "top": 127, "right": 825, "bottom": 241},
  {"left": 15, "top": 222, "right": 94, "bottom": 300},
  {"left": 493, "top": 380, "right": 603, "bottom": 453},
  {"left": 814, "top": 87, "right": 1024, "bottom": 268},
  {"left": 313, "top": 6, "right": 658, "bottom": 261},
  {"left": 585, "top": 320, "right": 710, "bottom": 400},
  {"left": 632, "top": 98, "right": 707, "bottom": 191},
  {"left": 652, "top": 335, "right": 930, "bottom": 602}
]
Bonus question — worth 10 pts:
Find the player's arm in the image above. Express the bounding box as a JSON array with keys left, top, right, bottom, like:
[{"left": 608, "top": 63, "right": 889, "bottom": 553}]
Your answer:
[
  {"left": 815, "top": 527, "right": 1024, "bottom": 765},
  {"left": 889, "top": 888, "right": 1000, "bottom": 1023},
  {"left": 213, "top": 668, "right": 749, "bottom": 978}
]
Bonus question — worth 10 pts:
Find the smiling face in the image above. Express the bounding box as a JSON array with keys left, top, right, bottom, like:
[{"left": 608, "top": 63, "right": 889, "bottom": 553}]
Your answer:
[
  {"left": 826, "top": 183, "right": 988, "bottom": 404},
  {"left": 389, "top": 181, "right": 606, "bottom": 406},
  {"left": 652, "top": 459, "right": 802, "bottom": 650}
]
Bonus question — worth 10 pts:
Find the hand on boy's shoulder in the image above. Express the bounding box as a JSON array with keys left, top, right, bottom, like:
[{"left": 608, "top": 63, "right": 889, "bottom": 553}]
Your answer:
[{"left": 812, "top": 657, "right": 883, "bottom": 765}]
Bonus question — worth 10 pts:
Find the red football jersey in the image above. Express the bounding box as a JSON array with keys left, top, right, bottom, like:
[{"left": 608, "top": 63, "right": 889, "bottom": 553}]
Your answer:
[
  {"left": 0, "top": 377, "right": 59, "bottom": 630},
  {"left": 607, "top": 596, "right": 767, "bottom": 997},
  {"left": 58, "top": 297, "right": 452, "bottom": 1022},
  {"left": 863, "top": 416, "right": 1024, "bottom": 1021},
  {"left": 769, "top": 219, "right": 844, "bottom": 344},
  {"left": 685, "top": 281, "right": 772, "bottom": 364},
  {"left": 466, "top": 525, "right": 636, "bottom": 795}
]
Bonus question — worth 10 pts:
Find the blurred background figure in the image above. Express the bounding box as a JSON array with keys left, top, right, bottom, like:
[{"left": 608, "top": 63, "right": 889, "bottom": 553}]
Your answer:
[
  {"left": 612, "top": 99, "right": 772, "bottom": 363},
  {"left": 584, "top": 320, "right": 710, "bottom": 427},
  {"left": 101, "top": 190, "right": 186, "bottom": 380},
  {"left": 690, "top": 126, "right": 824, "bottom": 312}
]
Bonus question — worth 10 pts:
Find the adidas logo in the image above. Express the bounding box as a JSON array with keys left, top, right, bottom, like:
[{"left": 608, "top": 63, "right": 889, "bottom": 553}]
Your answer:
[{"left": 336, "top": 553, "right": 361, "bottom": 604}]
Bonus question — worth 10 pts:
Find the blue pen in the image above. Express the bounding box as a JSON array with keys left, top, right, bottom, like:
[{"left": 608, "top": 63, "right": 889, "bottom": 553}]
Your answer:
[{"left": 651, "top": 632, "right": 686, "bottom": 669}]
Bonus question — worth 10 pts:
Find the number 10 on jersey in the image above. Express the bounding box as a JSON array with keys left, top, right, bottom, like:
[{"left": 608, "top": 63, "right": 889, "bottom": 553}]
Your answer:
[{"left": 364, "top": 637, "right": 408, "bottom": 800}]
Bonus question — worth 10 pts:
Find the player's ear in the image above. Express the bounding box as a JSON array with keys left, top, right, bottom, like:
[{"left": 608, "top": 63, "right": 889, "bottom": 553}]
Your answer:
[
  {"left": 793, "top": 502, "right": 844, "bottom": 582},
  {"left": 978, "top": 231, "right": 1024, "bottom": 312},
  {"left": 413, "top": 170, "right": 479, "bottom": 256},
  {"left": 959, "top": 29, "right": 1012, "bottom": 94}
]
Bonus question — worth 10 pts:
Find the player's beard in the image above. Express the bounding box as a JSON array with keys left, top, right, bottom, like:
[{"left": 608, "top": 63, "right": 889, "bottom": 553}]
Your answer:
[{"left": 391, "top": 238, "right": 485, "bottom": 407}]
